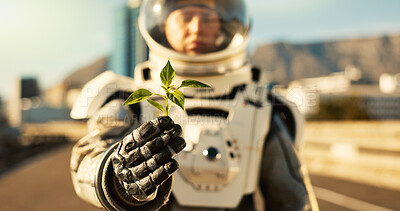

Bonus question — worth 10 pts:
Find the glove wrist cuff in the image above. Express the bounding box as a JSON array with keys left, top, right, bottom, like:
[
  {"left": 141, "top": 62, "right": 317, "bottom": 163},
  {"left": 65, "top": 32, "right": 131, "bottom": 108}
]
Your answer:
[
  {"left": 132, "top": 190, "right": 158, "bottom": 202},
  {"left": 96, "top": 142, "right": 173, "bottom": 210}
]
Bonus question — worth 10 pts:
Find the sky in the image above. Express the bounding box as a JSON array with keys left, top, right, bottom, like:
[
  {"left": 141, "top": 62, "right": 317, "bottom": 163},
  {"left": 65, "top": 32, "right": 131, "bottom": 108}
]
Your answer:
[{"left": 1, "top": 0, "right": 400, "bottom": 101}]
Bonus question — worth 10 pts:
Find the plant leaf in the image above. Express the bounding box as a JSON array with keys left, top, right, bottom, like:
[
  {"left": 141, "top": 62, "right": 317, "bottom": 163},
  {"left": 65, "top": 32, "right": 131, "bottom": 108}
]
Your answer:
[
  {"left": 123, "top": 89, "right": 153, "bottom": 105},
  {"left": 167, "top": 90, "right": 184, "bottom": 110},
  {"left": 178, "top": 80, "right": 211, "bottom": 89},
  {"left": 160, "top": 60, "right": 175, "bottom": 88},
  {"left": 147, "top": 99, "right": 164, "bottom": 113}
]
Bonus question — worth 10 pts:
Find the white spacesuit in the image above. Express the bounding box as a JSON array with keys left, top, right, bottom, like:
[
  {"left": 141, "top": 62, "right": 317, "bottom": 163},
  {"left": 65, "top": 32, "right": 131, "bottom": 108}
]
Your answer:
[{"left": 70, "top": 0, "right": 318, "bottom": 210}]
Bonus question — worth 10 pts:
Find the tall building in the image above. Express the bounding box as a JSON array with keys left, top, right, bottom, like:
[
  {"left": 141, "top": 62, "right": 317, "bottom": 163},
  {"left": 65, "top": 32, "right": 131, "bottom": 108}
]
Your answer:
[{"left": 109, "top": 1, "right": 148, "bottom": 78}]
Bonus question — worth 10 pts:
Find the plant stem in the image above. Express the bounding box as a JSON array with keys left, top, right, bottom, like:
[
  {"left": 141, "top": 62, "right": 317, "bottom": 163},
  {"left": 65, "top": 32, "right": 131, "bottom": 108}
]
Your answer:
[{"left": 165, "top": 99, "right": 169, "bottom": 116}]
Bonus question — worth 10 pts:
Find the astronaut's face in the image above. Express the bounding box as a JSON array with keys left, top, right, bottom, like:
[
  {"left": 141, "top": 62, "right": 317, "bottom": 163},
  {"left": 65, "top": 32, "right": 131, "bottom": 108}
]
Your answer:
[{"left": 165, "top": 5, "right": 221, "bottom": 55}]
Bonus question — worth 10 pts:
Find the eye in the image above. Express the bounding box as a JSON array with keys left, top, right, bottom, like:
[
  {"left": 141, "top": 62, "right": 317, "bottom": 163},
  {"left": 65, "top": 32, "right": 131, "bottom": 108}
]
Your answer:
[
  {"left": 183, "top": 14, "right": 193, "bottom": 22},
  {"left": 201, "top": 13, "right": 218, "bottom": 23},
  {"left": 201, "top": 15, "right": 211, "bottom": 22}
]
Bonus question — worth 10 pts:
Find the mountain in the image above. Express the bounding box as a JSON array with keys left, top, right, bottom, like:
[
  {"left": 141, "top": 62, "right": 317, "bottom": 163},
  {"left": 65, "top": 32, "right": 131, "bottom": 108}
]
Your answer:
[
  {"left": 43, "top": 57, "right": 109, "bottom": 108},
  {"left": 63, "top": 56, "right": 109, "bottom": 90},
  {"left": 251, "top": 34, "right": 400, "bottom": 84}
]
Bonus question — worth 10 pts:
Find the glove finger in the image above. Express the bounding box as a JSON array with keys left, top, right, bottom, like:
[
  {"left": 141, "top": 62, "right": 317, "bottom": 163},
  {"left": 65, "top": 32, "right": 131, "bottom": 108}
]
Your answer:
[
  {"left": 130, "top": 148, "right": 172, "bottom": 179},
  {"left": 112, "top": 143, "right": 125, "bottom": 166},
  {"left": 121, "top": 135, "right": 166, "bottom": 167},
  {"left": 168, "top": 137, "right": 186, "bottom": 155},
  {"left": 112, "top": 143, "right": 127, "bottom": 177},
  {"left": 136, "top": 176, "right": 157, "bottom": 196},
  {"left": 120, "top": 117, "right": 174, "bottom": 154},
  {"left": 125, "top": 182, "right": 140, "bottom": 196},
  {"left": 143, "top": 124, "right": 182, "bottom": 155},
  {"left": 125, "top": 125, "right": 182, "bottom": 166},
  {"left": 132, "top": 116, "right": 174, "bottom": 147},
  {"left": 118, "top": 117, "right": 175, "bottom": 160},
  {"left": 125, "top": 160, "right": 177, "bottom": 197},
  {"left": 167, "top": 124, "right": 183, "bottom": 138},
  {"left": 150, "top": 159, "right": 178, "bottom": 185},
  {"left": 120, "top": 134, "right": 136, "bottom": 154}
]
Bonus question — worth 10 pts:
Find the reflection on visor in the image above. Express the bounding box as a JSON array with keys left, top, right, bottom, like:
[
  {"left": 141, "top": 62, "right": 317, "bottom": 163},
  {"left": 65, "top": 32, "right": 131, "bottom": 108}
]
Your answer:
[
  {"left": 175, "top": 7, "right": 219, "bottom": 24},
  {"left": 141, "top": 0, "right": 250, "bottom": 56},
  {"left": 172, "top": 6, "right": 220, "bottom": 25}
]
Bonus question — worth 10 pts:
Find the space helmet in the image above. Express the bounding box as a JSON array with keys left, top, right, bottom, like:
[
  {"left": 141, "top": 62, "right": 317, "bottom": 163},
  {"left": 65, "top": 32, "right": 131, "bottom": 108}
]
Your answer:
[{"left": 138, "top": 0, "right": 251, "bottom": 76}]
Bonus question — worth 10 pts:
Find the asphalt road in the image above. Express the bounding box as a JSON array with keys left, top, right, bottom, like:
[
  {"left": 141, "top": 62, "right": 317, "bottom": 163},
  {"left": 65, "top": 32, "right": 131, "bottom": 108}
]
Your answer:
[
  {"left": 0, "top": 143, "right": 100, "bottom": 211},
  {"left": 310, "top": 175, "right": 400, "bottom": 211},
  {"left": 0, "top": 143, "right": 399, "bottom": 211}
]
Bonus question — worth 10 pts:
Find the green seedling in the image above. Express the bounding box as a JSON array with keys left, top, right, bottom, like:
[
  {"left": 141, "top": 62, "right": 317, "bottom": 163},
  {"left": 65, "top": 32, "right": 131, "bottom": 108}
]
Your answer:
[{"left": 124, "top": 60, "right": 211, "bottom": 116}]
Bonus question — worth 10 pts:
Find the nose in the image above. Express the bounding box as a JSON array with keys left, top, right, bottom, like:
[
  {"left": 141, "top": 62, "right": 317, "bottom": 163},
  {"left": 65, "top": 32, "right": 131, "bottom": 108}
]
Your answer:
[{"left": 187, "top": 16, "right": 202, "bottom": 34}]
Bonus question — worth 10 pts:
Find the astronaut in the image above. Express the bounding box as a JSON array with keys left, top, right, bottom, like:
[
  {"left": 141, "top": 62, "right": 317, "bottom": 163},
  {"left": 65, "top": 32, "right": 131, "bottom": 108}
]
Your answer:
[{"left": 70, "top": 0, "right": 318, "bottom": 210}]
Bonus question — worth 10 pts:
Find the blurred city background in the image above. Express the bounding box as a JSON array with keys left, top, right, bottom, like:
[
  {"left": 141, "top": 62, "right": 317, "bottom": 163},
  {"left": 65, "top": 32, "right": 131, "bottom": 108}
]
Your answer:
[{"left": 1, "top": 0, "right": 400, "bottom": 210}]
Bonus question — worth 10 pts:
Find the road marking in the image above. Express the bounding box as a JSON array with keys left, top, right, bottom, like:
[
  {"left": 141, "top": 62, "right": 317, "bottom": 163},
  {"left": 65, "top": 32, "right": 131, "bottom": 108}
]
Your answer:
[{"left": 313, "top": 186, "right": 394, "bottom": 211}]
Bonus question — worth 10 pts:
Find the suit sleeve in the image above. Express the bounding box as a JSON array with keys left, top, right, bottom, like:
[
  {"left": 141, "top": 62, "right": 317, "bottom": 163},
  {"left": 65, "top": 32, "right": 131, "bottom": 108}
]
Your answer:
[
  {"left": 70, "top": 98, "right": 175, "bottom": 211},
  {"left": 70, "top": 99, "right": 136, "bottom": 208}
]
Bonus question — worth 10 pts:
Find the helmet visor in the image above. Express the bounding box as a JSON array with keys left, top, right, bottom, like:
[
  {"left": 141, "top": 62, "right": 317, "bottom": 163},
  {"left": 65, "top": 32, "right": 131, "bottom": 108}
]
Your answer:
[{"left": 140, "top": 0, "right": 250, "bottom": 55}]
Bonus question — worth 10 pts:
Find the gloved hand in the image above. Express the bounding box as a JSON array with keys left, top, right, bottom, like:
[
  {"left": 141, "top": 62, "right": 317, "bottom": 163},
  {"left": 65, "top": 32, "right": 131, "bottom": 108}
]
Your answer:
[{"left": 111, "top": 116, "right": 186, "bottom": 201}]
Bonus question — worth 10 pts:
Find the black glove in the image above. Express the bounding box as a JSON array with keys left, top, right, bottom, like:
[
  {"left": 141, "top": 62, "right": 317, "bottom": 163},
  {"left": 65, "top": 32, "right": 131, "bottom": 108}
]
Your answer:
[{"left": 111, "top": 116, "right": 186, "bottom": 201}]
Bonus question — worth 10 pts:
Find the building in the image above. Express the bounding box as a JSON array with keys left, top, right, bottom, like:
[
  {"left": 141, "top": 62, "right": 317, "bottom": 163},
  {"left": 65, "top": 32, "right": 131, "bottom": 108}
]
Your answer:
[{"left": 109, "top": 0, "right": 147, "bottom": 78}]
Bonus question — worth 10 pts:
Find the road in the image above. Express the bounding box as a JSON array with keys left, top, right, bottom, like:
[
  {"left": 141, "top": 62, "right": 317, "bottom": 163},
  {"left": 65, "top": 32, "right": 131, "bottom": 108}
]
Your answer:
[
  {"left": 0, "top": 143, "right": 399, "bottom": 211},
  {"left": 310, "top": 175, "right": 400, "bottom": 211},
  {"left": 0, "top": 143, "right": 99, "bottom": 211}
]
